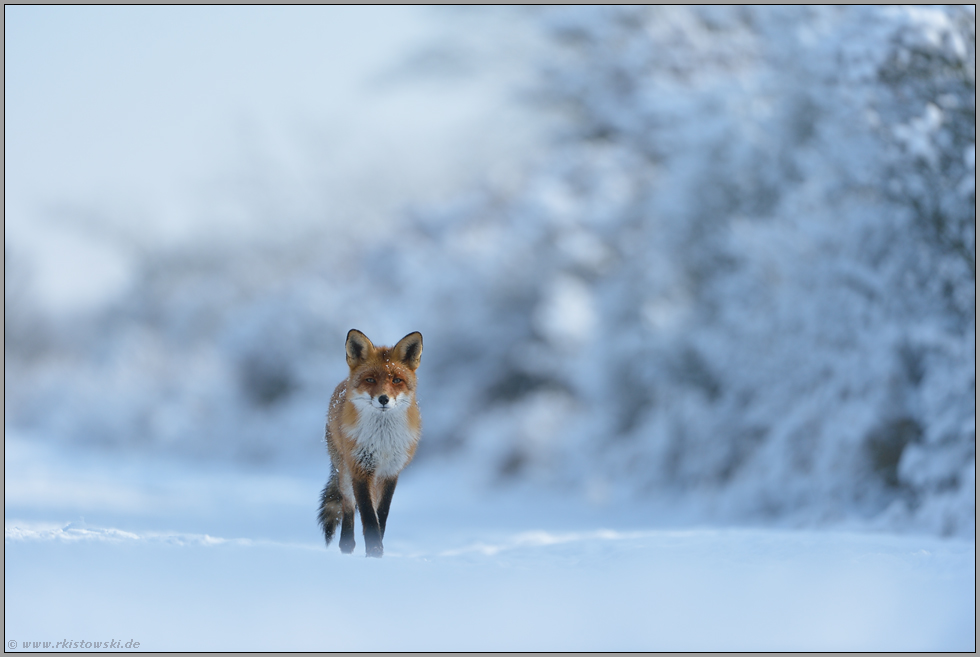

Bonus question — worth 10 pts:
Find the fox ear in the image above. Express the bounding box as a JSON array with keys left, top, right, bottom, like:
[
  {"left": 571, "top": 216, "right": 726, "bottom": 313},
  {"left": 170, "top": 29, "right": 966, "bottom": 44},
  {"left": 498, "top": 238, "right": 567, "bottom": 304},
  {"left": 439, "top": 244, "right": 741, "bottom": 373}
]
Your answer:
[
  {"left": 392, "top": 331, "right": 423, "bottom": 371},
  {"left": 346, "top": 329, "right": 375, "bottom": 368}
]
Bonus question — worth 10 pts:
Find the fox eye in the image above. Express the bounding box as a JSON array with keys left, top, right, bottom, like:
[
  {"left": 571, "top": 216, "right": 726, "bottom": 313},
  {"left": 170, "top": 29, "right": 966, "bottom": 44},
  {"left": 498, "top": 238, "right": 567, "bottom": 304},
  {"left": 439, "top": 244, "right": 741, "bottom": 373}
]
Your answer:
[
  {"left": 364, "top": 377, "right": 376, "bottom": 384},
  {"left": 392, "top": 377, "right": 402, "bottom": 384}
]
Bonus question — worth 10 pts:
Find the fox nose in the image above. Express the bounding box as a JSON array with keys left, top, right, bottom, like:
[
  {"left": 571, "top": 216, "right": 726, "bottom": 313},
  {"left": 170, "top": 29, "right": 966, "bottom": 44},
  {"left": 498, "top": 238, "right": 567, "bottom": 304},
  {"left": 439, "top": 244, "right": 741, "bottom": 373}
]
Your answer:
[{"left": 378, "top": 395, "right": 389, "bottom": 407}]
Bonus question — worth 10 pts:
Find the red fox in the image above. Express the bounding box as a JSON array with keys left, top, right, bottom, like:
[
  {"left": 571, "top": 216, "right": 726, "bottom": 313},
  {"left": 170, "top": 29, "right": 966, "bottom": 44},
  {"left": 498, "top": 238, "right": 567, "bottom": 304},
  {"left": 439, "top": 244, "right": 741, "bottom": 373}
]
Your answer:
[{"left": 318, "top": 329, "right": 423, "bottom": 557}]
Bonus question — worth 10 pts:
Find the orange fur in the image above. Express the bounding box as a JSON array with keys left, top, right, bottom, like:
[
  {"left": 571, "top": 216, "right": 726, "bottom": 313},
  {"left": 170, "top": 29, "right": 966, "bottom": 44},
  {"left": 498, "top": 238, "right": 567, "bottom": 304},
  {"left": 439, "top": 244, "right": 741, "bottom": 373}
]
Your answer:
[{"left": 319, "top": 329, "right": 423, "bottom": 557}]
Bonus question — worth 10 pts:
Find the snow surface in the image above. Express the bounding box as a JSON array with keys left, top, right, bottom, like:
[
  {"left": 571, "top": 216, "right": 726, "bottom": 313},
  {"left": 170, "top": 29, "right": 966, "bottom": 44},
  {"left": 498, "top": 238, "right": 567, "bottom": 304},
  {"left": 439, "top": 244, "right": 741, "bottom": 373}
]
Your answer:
[
  {"left": 4, "top": 434, "right": 975, "bottom": 651},
  {"left": 3, "top": 9, "right": 975, "bottom": 649}
]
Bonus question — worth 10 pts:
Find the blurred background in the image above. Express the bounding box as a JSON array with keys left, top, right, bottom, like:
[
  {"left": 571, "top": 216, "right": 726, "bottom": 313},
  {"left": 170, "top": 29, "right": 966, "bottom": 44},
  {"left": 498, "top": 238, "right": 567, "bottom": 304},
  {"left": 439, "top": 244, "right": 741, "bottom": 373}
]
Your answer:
[{"left": 5, "top": 6, "right": 975, "bottom": 537}]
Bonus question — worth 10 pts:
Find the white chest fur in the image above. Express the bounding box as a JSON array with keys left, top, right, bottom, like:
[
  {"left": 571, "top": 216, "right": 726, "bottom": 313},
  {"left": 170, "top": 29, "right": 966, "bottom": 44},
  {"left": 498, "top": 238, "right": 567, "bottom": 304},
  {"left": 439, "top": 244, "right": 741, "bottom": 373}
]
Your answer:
[{"left": 348, "top": 404, "right": 420, "bottom": 478}]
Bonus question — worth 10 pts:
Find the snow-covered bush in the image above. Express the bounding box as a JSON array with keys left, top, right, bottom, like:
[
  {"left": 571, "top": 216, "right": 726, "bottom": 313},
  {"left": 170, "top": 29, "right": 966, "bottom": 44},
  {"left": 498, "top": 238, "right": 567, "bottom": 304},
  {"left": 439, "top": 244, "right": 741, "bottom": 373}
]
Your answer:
[
  {"left": 5, "top": 6, "right": 974, "bottom": 535},
  {"left": 385, "top": 6, "right": 976, "bottom": 534}
]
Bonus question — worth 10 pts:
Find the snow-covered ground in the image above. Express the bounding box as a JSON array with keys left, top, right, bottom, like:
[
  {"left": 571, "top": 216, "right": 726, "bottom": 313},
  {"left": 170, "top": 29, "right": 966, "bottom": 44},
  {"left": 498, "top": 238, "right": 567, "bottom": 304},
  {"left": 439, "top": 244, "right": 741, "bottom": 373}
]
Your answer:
[
  {"left": 5, "top": 7, "right": 975, "bottom": 651},
  {"left": 5, "top": 433, "right": 975, "bottom": 652}
]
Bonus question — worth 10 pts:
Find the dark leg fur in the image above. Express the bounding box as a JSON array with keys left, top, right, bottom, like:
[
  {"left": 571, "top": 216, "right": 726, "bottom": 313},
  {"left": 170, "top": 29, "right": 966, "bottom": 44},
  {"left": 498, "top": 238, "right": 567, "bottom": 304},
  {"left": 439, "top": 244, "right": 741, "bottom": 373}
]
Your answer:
[
  {"left": 376, "top": 476, "right": 399, "bottom": 539},
  {"left": 353, "top": 478, "right": 383, "bottom": 557},
  {"left": 339, "top": 507, "right": 356, "bottom": 554}
]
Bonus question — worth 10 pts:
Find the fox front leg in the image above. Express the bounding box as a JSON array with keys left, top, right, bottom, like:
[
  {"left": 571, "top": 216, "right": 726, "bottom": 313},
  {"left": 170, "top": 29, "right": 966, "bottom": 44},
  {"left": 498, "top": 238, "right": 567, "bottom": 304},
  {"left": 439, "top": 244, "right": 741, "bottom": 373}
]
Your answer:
[
  {"left": 376, "top": 476, "right": 398, "bottom": 540},
  {"left": 353, "top": 477, "right": 383, "bottom": 557}
]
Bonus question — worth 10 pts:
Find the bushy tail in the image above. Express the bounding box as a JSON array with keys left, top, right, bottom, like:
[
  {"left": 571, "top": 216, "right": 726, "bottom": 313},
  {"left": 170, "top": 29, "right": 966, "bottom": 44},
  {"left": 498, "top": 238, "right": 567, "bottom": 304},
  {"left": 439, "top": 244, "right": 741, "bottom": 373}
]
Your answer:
[{"left": 318, "top": 472, "right": 343, "bottom": 546}]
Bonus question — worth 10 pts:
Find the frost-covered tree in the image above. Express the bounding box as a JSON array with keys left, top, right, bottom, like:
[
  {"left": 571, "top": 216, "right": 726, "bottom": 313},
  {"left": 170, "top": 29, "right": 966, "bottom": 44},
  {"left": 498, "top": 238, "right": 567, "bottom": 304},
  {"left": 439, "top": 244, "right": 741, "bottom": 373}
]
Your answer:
[
  {"left": 6, "top": 6, "right": 973, "bottom": 536},
  {"left": 385, "top": 6, "right": 975, "bottom": 534}
]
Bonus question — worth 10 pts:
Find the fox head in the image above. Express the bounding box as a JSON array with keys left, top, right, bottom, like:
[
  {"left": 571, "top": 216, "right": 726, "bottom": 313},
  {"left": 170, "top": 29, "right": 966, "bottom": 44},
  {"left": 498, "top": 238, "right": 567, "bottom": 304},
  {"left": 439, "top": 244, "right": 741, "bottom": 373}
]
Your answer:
[{"left": 345, "top": 329, "right": 423, "bottom": 413}]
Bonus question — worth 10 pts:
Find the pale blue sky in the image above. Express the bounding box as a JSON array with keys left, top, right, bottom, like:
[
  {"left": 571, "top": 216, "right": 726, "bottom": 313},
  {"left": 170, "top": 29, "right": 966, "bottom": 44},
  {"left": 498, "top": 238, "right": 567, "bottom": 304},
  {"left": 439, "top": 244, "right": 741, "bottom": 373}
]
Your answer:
[
  {"left": 4, "top": 6, "right": 543, "bottom": 312},
  {"left": 5, "top": 6, "right": 431, "bottom": 222}
]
